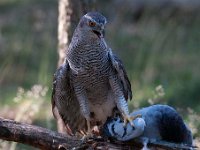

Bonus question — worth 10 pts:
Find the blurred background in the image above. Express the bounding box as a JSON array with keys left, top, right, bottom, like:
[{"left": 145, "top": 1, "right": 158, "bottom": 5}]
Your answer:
[{"left": 0, "top": 0, "right": 199, "bottom": 149}]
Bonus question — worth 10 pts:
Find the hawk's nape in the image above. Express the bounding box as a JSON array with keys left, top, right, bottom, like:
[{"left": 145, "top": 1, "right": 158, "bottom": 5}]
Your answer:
[{"left": 51, "top": 61, "right": 86, "bottom": 134}]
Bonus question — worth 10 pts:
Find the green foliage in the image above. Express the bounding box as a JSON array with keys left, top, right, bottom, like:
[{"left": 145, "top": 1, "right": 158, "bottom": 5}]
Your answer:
[{"left": 0, "top": 0, "right": 57, "bottom": 103}]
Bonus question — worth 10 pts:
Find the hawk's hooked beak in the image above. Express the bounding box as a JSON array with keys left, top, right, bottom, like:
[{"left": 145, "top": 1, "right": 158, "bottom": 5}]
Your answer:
[{"left": 92, "top": 30, "right": 104, "bottom": 38}]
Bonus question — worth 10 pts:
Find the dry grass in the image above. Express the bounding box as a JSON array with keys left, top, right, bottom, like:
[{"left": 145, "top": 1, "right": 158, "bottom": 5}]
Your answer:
[{"left": 0, "top": 85, "right": 48, "bottom": 150}]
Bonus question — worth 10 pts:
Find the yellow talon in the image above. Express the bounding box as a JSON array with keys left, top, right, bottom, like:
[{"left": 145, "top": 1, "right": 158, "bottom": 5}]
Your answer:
[
  {"left": 81, "top": 119, "right": 93, "bottom": 140},
  {"left": 123, "top": 114, "right": 142, "bottom": 127}
]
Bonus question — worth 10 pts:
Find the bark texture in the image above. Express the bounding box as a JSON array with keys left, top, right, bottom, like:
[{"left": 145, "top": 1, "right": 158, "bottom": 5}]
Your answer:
[{"left": 0, "top": 118, "right": 195, "bottom": 150}]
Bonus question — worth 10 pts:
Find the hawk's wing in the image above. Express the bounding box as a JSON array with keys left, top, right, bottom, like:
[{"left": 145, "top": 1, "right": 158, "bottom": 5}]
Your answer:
[
  {"left": 51, "top": 61, "right": 86, "bottom": 133},
  {"left": 108, "top": 49, "right": 132, "bottom": 101}
]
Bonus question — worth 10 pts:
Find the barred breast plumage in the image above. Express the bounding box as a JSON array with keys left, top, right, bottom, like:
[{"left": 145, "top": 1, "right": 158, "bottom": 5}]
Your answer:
[
  {"left": 52, "top": 12, "right": 133, "bottom": 135},
  {"left": 67, "top": 34, "right": 114, "bottom": 122}
]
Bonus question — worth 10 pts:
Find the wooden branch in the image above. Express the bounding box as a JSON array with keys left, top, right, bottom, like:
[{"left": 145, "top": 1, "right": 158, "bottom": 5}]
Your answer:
[
  {"left": 0, "top": 118, "right": 196, "bottom": 150},
  {"left": 0, "top": 118, "right": 87, "bottom": 150}
]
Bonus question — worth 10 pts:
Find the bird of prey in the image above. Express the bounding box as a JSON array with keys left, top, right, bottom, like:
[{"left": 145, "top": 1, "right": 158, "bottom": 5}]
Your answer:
[
  {"left": 103, "top": 104, "right": 193, "bottom": 147},
  {"left": 52, "top": 12, "right": 139, "bottom": 135}
]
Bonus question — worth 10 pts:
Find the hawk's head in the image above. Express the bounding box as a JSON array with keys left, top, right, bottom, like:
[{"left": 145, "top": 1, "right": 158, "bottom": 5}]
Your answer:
[{"left": 78, "top": 12, "right": 107, "bottom": 39}]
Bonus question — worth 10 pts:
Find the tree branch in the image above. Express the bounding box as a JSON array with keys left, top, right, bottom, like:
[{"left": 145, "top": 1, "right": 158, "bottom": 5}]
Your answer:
[
  {"left": 0, "top": 118, "right": 86, "bottom": 150},
  {"left": 0, "top": 118, "right": 196, "bottom": 150}
]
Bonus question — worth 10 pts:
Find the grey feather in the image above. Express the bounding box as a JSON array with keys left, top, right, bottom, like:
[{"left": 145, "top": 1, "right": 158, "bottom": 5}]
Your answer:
[
  {"left": 103, "top": 104, "right": 193, "bottom": 146},
  {"left": 132, "top": 104, "right": 193, "bottom": 146},
  {"left": 52, "top": 12, "right": 132, "bottom": 134},
  {"left": 103, "top": 117, "right": 145, "bottom": 141},
  {"left": 52, "top": 61, "right": 86, "bottom": 133},
  {"left": 108, "top": 49, "right": 132, "bottom": 100}
]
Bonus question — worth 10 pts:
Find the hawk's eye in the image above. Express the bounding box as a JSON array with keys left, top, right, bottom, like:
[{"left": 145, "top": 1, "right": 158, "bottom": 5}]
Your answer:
[{"left": 89, "top": 21, "right": 96, "bottom": 27}]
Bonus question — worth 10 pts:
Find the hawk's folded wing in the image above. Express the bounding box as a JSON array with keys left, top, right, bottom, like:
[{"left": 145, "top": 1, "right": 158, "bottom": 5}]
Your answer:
[
  {"left": 51, "top": 61, "right": 86, "bottom": 133},
  {"left": 108, "top": 49, "right": 132, "bottom": 101}
]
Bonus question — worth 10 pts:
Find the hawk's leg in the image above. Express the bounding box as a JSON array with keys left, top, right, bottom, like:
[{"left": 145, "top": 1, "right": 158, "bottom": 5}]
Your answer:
[
  {"left": 86, "top": 119, "right": 91, "bottom": 134},
  {"left": 109, "top": 76, "right": 142, "bottom": 127},
  {"left": 73, "top": 83, "right": 92, "bottom": 137}
]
